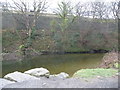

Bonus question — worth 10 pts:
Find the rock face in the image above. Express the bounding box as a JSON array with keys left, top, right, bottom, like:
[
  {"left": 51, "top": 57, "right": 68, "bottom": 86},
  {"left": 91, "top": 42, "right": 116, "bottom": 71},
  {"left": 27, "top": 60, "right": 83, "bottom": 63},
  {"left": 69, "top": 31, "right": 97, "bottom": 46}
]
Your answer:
[
  {"left": 0, "top": 78, "right": 15, "bottom": 89},
  {"left": 24, "top": 68, "right": 50, "bottom": 77},
  {"left": 4, "top": 71, "right": 38, "bottom": 82}
]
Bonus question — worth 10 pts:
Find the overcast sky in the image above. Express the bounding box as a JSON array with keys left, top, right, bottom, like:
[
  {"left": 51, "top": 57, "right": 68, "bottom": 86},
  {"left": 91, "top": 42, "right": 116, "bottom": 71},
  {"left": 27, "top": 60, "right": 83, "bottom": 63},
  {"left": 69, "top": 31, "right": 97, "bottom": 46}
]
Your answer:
[{"left": 0, "top": 0, "right": 117, "bottom": 13}]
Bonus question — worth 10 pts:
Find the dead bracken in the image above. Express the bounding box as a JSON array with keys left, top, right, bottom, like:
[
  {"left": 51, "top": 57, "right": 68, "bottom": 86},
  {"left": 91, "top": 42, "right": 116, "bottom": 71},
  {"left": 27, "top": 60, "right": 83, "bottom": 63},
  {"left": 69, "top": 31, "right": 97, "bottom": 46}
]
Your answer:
[{"left": 99, "top": 52, "right": 119, "bottom": 68}]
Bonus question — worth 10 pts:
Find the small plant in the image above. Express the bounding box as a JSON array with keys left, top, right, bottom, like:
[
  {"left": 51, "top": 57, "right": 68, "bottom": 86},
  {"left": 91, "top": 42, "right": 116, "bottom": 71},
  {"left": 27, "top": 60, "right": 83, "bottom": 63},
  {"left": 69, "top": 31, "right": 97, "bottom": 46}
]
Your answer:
[
  {"left": 114, "top": 63, "right": 119, "bottom": 69},
  {"left": 18, "top": 44, "right": 26, "bottom": 55},
  {"left": 19, "top": 44, "right": 25, "bottom": 50}
]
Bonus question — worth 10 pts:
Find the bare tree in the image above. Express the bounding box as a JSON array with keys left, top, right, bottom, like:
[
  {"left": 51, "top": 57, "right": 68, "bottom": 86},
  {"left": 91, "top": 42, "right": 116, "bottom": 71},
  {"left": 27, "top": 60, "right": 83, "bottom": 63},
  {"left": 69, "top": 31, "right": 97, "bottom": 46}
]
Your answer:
[
  {"left": 0, "top": 1, "right": 10, "bottom": 12},
  {"left": 75, "top": 2, "right": 86, "bottom": 17},
  {"left": 12, "top": 0, "right": 48, "bottom": 33},
  {"left": 75, "top": 2, "right": 91, "bottom": 18},
  {"left": 90, "top": 2, "right": 110, "bottom": 20},
  {"left": 11, "top": 0, "right": 48, "bottom": 55},
  {"left": 111, "top": 1, "right": 119, "bottom": 19}
]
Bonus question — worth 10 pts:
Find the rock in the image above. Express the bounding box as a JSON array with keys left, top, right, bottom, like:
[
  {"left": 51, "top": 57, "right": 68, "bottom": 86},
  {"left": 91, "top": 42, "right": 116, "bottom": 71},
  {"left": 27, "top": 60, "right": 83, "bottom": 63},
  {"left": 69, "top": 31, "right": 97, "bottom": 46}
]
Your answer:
[
  {"left": 0, "top": 78, "right": 15, "bottom": 89},
  {"left": 56, "top": 72, "right": 69, "bottom": 79},
  {"left": 4, "top": 71, "right": 38, "bottom": 82},
  {"left": 49, "top": 75, "right": 60, "bottom": 80},
  {"left": 49, "top": 72, "right": 69, "bottom": 79},
  {"left": 24, "top": 68, "right": 50, "bottom": 77}
]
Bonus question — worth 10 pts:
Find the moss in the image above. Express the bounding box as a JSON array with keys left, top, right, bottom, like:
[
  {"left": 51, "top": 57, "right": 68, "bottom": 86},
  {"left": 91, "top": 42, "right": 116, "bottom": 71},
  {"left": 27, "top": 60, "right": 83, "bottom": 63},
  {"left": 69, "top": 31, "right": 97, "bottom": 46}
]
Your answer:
[{"left": 73, "top": 68, "right": 118, "bottom": 78}]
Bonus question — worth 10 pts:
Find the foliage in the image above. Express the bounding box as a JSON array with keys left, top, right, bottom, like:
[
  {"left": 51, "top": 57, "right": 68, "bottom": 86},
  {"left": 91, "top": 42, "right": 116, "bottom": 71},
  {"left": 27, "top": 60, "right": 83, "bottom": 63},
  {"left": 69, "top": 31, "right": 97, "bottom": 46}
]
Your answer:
[
  {"left": 113, "top": 63, "right": 119, "bottom": 69},
  {"left": 2, "top": 30, "right": 20, "bottom": 53},
  {"left": 19, "top": 44, "right": 25, "bottom": 50},
  {"left": 73, "top": 68, "right": 118, "bottom": 78},
  {"left": 2, "top": 28, "right": 118, "bottom": 53},
  {"left": 50, "top": 20, "right": 57, "bottom": 33},
  {"left": 52, "top": 1, "right": 76, "bottom": 51},
  {"left": 55, "top": 1, "right": 76, "bottom": 32}
]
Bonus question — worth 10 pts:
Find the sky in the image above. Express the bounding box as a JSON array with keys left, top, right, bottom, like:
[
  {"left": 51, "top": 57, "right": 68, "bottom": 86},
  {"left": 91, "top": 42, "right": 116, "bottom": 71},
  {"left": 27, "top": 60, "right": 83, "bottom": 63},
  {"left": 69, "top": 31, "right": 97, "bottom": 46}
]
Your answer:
[{"left": 0, "top": 0, "right": 117, "bottom": 13}]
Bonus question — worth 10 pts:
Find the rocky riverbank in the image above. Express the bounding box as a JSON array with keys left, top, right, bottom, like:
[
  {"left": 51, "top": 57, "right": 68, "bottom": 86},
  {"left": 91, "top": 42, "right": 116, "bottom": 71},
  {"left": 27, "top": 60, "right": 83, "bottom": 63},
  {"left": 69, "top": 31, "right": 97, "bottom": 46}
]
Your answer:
[
  {"left": 1, "top": 52, "right": 119, "bottom": 88},
  {"left": 0, "top": 67, "right": 119, "bottom": 89}
]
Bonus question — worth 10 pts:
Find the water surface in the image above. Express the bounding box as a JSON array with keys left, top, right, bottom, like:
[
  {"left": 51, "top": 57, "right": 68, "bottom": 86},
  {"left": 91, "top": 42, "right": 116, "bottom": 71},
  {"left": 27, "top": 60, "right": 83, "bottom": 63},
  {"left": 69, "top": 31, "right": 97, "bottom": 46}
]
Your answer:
[{"left": 2, "top": 54, "right": 104, "bottom": 77}]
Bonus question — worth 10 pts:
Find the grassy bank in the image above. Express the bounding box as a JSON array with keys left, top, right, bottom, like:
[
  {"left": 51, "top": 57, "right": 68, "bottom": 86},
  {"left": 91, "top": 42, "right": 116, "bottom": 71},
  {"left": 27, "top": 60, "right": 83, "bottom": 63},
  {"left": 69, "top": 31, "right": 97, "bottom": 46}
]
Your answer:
[
  {"left": 73, "top": 52, "right": 119, "bottom": 78},
  {"left": 73, "top": 68, "right": 118, "bottom": 78}
]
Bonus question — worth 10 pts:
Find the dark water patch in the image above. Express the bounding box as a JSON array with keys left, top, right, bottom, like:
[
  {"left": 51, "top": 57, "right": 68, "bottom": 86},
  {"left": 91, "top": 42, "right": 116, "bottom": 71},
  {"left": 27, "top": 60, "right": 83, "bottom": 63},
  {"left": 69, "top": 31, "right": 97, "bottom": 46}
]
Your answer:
[{"left": 40, "top": 49, "right": 109, "bottom": 55}]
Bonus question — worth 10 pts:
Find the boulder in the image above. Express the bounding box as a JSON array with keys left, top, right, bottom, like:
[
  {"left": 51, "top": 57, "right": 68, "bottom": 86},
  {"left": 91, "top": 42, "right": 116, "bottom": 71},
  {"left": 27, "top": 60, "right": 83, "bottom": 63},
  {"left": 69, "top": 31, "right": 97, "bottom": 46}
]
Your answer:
[
  {"left": 50, "top": 72, "right": 69, "bottom": 79},
  {"left": 56, "top": 72, "right": 69, "bottom": 79},
  {"left": 4, "top": 71, "right": 38, "bottom": 82},
  {"left": 0, "top": 78, "right": 15, "bottom": 89},
  {"left": 24, "top": 68, "right": 50, "bottom": 77}
]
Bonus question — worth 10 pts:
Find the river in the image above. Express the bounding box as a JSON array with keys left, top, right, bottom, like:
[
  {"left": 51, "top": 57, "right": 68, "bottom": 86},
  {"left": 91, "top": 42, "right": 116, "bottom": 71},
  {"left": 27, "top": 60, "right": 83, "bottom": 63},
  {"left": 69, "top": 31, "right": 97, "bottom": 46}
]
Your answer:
[{"left": 2, "top": 53, "right": 104, "bottom": 77}]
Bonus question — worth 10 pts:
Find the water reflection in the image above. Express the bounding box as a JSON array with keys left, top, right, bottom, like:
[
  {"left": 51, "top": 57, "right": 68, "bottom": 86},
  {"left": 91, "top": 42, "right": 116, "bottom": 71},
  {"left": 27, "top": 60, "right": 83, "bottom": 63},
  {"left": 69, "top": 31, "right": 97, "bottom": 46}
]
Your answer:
[{"left": 2, "top": 54, "right": 104, "bottom": 77}]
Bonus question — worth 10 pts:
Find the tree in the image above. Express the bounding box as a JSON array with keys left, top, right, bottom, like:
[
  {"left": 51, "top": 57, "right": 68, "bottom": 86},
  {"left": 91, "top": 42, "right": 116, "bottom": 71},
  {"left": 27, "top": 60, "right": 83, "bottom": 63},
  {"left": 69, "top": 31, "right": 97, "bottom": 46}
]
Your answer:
[
  {"left": 55, "top": 1, "right": 75, "bottom": 32},
  {"left": 91, "top": 2, "right": 109, "bottom": 20},
  {"left": 75, "top": 2, "right": 89, "bottom": 18},
  {"left": 11, "top": 0, "right": 48, "bottom": 55},
  {"left": 54, "top": 1, "right": 76, "bottom": 51},
  {"left": 118, "top": 1, "right": 120, "bottom": 51},
  {"left": 0, "top": 1, "right": 10, "bottom": 12},
  {"left": 111, "top": 1, "right": 119, "bottom": 19}
]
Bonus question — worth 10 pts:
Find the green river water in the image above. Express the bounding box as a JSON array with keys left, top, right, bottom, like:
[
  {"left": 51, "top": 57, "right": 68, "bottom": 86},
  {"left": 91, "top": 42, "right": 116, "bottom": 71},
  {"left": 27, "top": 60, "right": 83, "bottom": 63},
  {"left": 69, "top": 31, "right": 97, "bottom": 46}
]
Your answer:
[{"left": 2, "top": 54, "right": 104, "bottom": 77}]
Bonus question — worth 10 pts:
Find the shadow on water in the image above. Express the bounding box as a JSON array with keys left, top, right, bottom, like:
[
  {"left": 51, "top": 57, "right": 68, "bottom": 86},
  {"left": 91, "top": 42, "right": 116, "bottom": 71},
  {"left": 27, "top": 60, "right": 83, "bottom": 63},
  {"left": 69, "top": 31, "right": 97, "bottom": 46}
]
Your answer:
[{"left": 2, "top": 53, "right": 104, "bottom": 77}]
